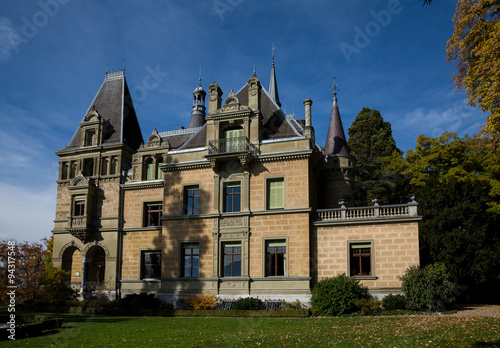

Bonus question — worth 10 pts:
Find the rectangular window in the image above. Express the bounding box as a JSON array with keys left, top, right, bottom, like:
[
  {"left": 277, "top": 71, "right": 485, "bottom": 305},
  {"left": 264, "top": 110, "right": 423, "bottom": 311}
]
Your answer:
[
  {"left": 222, "top": 242, "right": 241, "bottom": 277},
  {"left": 73, "top": 195, "right": 85, "bottom": 216},
  {"left": 182, "top": 242, "right": 200, "bottom": 277},
  {"left": 144, "top": 202, "right": 162, "bottom": 227},
  {"left": 350, "top": 243, "right": 372, "bottom": 276},
  {"left": 141, "top": 251, "right": 161, "bottom": 279},
  {"left": 267, "top": 178, "right": 285, "bottom": 210},
  {"left": 224, "top": 128, "right": 244, "bottom": 152},
  {"left": 224, "top": 183, "right": 241, "bottom": 212},
  {"left": 184, "top": 186, "right": 199, "bottom": 215},
  {"left": 265, "top": 240, "right": 286, "bottom": 276}
]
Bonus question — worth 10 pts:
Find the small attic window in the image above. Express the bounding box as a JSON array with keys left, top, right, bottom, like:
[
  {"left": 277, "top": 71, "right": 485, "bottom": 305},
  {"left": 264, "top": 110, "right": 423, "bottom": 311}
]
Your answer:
[{"left": 84, "top": 129, "right": 97, "bottom": 146}]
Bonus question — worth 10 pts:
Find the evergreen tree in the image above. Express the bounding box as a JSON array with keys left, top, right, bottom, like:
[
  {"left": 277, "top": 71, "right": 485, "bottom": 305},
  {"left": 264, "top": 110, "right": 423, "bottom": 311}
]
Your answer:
[{"left": 347, "top": 107, "right": 404, "bottom": 205}]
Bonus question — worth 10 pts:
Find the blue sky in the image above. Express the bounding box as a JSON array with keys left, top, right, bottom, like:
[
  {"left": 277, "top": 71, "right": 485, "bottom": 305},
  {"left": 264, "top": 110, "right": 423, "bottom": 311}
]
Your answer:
[{"left": 0, "top": 0, "right": 487, "bottom": 242}]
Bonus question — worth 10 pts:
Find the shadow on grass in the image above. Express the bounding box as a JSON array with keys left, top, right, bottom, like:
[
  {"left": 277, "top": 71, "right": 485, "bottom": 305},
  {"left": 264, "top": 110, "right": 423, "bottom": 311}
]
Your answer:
[{"left": 473, "top": 342, "right": 500, "bottom": 347}]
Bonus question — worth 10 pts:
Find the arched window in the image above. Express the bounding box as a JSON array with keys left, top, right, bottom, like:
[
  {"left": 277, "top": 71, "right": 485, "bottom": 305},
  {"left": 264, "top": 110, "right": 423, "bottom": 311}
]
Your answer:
[{"left": 144, "top": 158, "right": 154, "bottom": 180}]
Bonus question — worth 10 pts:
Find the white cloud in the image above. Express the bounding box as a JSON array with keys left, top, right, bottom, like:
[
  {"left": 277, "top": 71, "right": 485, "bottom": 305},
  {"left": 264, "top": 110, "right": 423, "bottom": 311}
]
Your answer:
[
  {"left": 0, "top": 182, "right": 56, "bottom": 243},
  {"left": 395, "top": 99, "right": 486, "bottom": 139},
  {"left": 0, "top": 17, "right": 21, "bottom": 63}
]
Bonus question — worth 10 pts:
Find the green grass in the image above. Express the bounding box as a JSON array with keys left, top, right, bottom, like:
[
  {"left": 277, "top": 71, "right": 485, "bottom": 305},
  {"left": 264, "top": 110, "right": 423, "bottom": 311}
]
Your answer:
[{"left": 3, "top": 314, "right": 500, "bottom": 347}]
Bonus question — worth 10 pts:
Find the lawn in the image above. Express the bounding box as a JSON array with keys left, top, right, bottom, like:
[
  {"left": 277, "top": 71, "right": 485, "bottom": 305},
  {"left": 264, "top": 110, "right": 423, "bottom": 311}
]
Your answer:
[{"left": 4, "top": 314, "right": 500, "bottom": 347}]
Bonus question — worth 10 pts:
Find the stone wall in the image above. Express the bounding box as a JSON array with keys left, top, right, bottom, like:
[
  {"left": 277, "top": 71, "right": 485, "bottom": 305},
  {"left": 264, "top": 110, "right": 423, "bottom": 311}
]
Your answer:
[{"left": 314, "top": 221, "right": 419, "bottom": 291}]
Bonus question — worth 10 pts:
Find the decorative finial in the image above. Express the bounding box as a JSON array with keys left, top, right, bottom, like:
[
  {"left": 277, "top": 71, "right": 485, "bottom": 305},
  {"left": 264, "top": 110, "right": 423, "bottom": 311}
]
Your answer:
[
  {"left": 105, "top": 62, "right": 108, "bottom": 77},
  {"left": 199, "top": 65, "right": 202, "bottom": 85},
  {"left": 253, "top": 63, "right": 256, "bottom": 75},
  {"left": 331, "top": 76, "right": 339, "bottom": 101},
  {"left": 123, "top": 59, "right": 126, "bottom": 72},
  {"left": 272, "top": 43, "right": 276, "bottom": 67}
]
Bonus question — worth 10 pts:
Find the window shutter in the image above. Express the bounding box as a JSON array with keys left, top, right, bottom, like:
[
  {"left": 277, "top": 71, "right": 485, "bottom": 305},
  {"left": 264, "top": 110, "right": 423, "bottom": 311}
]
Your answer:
[
  {"left": 267, "top": 240, "right": 286, "bottom": 248},
  {"left": 74, "top": 195, "right": 85, "bottom": 202},
  {"left": 268, "top": 179, "right": 284, "bottom": 209},
  {"left": 146, "top": 163, "right": 154, "bottom": 180},
  {"left": 351, "top": 243, "right": 371, "bottom": 249}
]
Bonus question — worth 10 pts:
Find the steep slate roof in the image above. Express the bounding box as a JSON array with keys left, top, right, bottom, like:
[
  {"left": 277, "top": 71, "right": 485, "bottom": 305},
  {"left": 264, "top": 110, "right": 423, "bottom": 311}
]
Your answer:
[
  {"left": 324, "top": 97, "right": 350, "bottom": 156},
  {"left": 60, "top": 72, "right": 143, "bottom": 152}
]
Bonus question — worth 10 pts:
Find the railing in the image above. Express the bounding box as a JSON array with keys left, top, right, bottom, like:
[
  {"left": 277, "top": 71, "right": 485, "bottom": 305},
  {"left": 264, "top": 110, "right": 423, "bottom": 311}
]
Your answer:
[
  {"left": 208, "top": 136, "right": 259, "bottom": 155},
  {"left": 314, "top": 203, "right": 418, "bottom": 222}
]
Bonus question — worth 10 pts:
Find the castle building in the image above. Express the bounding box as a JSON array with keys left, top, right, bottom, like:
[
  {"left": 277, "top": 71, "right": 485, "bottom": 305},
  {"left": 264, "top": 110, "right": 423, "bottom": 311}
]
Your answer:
[{"left": 51, "top": 61, "right": 420, "bottom": 302}]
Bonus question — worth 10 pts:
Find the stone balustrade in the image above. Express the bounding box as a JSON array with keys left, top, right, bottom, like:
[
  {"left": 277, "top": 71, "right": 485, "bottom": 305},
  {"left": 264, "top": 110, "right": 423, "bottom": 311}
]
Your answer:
[{"left": 314, "top": 202, "right": 418, "bottom": 222}]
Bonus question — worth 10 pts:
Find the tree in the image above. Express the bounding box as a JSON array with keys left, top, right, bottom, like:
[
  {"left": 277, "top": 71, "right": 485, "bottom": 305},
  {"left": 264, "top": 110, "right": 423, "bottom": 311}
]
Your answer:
[
  {"left": 446, "top": 0, "right": 500, "bottom": 147},
  {"left": 0, "top": 239, "right": 47, "bottom": 305},
  {"left": 347, "top": 107, "right": 404, "bottom": 205},
  {"left": 404, "top": 132, "right": 500, "bottom": 301},
  {"left": 0, "top": 237, "right": 74, "bottom": 306}
]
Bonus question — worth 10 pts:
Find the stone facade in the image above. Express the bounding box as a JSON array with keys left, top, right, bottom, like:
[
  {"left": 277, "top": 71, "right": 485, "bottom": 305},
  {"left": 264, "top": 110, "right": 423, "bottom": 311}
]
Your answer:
[{"left": 51, "top": 67, "right": 421, "bottom": 303}]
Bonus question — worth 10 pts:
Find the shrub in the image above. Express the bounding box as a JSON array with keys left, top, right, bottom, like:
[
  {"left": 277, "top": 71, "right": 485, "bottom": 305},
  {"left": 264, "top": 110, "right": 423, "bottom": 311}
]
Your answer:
[
  {"left": 231, "top": 297, "right": 263, "bottom": 310},
  {"left": 280, "top": 299, "right": 303, "bottom": 310},
  {"left": 183, "top": 292, "right": 219, "bottom": 310},
  {"left": 383, "top": 294, "right": 406, "bottom": 310},
  {"left": 311, "top": 274, "right": 368, "bottom": 316},
  {"left": 400, "top": 263, "right": 456, "bottom": 311},
  {"left": 355, "top": 298, "right": 382, "bottom": 315}
]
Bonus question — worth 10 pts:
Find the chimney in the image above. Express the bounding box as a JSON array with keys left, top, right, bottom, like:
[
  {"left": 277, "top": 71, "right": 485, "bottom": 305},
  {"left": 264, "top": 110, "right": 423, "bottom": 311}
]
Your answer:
[
  {"left": 303, "top": 99, "right": 314, "bottom": 140},
  {"left": 208, "top": 81, "right": 222, "bottom": 114}
]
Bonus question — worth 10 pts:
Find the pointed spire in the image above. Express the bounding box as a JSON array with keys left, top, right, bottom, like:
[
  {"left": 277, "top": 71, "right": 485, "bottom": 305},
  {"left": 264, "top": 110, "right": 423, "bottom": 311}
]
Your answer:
[
  {"left": 324, "top": 76, "right": 349, "bottom": 156},
  {"left": 269, "top": 43, "right": 281, "bottom": 108}
]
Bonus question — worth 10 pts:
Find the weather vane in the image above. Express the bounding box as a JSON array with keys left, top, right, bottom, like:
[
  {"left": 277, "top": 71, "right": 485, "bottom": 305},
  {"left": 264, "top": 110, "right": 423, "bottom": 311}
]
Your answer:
[
  {"left": 272, "top": 43, "right": 276, "bottom": 66},
  {"left": 331, "top": 76, "right": 339, "bottom": 99}
]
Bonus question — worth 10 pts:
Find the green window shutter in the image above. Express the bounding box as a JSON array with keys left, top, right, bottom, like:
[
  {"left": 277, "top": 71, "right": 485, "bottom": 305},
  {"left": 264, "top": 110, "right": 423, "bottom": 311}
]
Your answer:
[
  {"left": 267, "top": 240, "right": 286, "bottom": 248},
  {"left": 351, "top": 243, "right": 371, "bottom": 249},
  {"left": 267, "top": 178, "right": 284, "bottom": 209},
  {"left": 74, "top": 195, "right": 85, "bottom": 202},
  {"left": 146, "top": 163, "right": 154, "bottom": 180},
  {"left": 182, "top": 243, "right": 199, "bottom": 249}
]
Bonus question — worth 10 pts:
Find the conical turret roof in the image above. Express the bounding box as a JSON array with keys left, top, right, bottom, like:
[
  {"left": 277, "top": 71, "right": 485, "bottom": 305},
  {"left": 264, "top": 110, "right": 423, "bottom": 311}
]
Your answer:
[{"left": 324, "top": 95, "right": 349, "bottom": 156}]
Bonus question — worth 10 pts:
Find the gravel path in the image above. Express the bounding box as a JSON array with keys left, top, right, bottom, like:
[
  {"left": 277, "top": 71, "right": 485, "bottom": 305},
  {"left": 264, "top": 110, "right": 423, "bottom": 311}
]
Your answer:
[{"left": 451, "top": 304, "right": 500, "bottom": 318}]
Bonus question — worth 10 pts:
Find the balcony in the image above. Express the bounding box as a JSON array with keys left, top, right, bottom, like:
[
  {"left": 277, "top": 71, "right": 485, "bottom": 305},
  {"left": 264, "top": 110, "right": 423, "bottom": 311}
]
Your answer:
[
  {"left": 314, "top": 202, "right": 420, "bottom": 224},
  {"left": 207, "top": 136, "right": 259, "bottom": 155},
  {"left": 206, "top": 137, "right": 259, "bottom": 170}
]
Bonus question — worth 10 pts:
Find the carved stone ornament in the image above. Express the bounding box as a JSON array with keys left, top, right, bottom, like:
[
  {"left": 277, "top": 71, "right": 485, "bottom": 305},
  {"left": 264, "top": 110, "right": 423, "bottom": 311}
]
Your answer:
[
  {"left": 219, "top": 217, "right": 244, "bottom": 228},
  {"left": 224, "top": 89, "right": 239, "bottom": 105},
  {"left": 83, "top": 105, "right": 100, "bottom": 122},
  {"left": 146, "top": 128, "right": 162, "bottom": 147},
  {"left": 69, "top": 229, "right": 90, "bottom": 243},
  {"left": 70, "top": 173, "right": 94, "bottom": 187}
]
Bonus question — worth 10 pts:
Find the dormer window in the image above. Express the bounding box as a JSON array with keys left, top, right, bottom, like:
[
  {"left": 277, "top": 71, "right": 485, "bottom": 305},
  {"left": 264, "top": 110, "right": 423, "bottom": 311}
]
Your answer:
[{"left": 79, "top": 106, "right": 104, "bottom": 148}]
